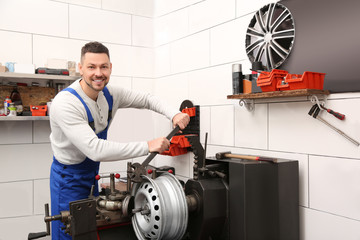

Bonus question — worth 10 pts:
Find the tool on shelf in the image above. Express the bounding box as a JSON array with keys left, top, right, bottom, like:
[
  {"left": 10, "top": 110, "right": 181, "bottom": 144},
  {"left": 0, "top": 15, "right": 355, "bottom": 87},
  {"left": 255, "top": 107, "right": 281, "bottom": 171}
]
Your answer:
[
  {"left": 310, "top": 95, "right": 345, "bottom": 120},
  {"left": 308, "top": 104, "right": 359, "bottom": 146},
  {"left": 320, "top": 105, "right": 345, "bottom": 120},
  {"left": 216, "top": 151, "right": 278, "bottom": 163}
]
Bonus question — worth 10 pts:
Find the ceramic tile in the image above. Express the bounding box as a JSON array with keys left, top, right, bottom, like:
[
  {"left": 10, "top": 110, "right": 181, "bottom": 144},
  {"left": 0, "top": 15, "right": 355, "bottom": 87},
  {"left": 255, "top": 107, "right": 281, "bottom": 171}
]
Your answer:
[
  {"left": 34, "top": 179, "right": 50, "bottom": 215},
  {"left": 0, "top": 181, "right": 33, "bottom": 218},
  {"left": 0, "top": 121, "right": 32, "bottom": 144},
  {"left": 0, "top": 30, "right": 32, "bottom": 64},
  {"left": 132, "top": 16, "right": 154, "bottom": 47},
  {"left": 210, "top": 15, "right": 253, "bottom": 66},
  {"left": 33, "top": 121, "right": 51, "bottom": 143},
  {"left": 188, "top": 0, "right": 236, "bottom": 34},
  {"left": 236, "top": 0, "right": 279, "bottom": 17},
  {"left": 155, "top": 44, "right": 171, "bottom": 77},
  {"left": 102, "top": 0, "right": 154, "bottom": 17},
  {"left": 300, "top": 207, "right": 360, "bottom": 240},
  {"left": 33, "top": 35, "right": 86, "bottom": 70},
  {"left": 131, "top": 47, "right": 155, "bottom": 78},
  {"left": 170, "top": 31, "right": 210, "bottom": 74},
  {"left": 188, "top": 64, "right": 233, "bottom": 106},
  {"left": 154, "top": 8, "right": 188, "bottom": 46},
  {"left": 154, "top": 73, "right": 189, "bottom": 110},
  {"left": 0, "top": 143, "right": 53, "bottom": 182},
  {"left": 269, "top": 99, "right": 360, "bottom": 159},
  {"left": 106, "top": 44, "right": 134, "bottom": 76},
  {"left": 55, "top": 0, "right": 101, "bottom": 8},
  {"left": 0, "top": 215, "right": 49, "bottom": 240},
  {"left": 107, "top": 76, "right": 132, "bottom": 89},
  {"left": 154, "top": 0, "right": 203, "bottom": 17},
  {"left": 309, "top": 155, "right": 360, "bottom": 220},
  {"left": 0, "top": 0, "right": 68, "bottom": 37},
  {"left": 154, "top": 154, "right": 190, "bottom": 178},
  {"left": 210, "top": 105, "right": 234, "bottom": 146},
  {"left": 132, "top": 78, "right": 155, "bottom": 94},
  {"left": 234, "top": 102, "right": 267, "bottom": 149},
  {"left": 199, "top": 106, "right": 211, "bottom": 144},
  {"left": 69, "top": 5, "right": 131, "bottom": 45}
]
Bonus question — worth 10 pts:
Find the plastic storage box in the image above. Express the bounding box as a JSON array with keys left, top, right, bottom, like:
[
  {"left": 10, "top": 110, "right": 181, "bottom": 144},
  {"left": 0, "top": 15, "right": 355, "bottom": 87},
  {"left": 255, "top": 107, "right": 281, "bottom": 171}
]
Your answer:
[
  {"left": 256, "top": 69, "right": 288, "bottom": 92},
  {"left": 277, "top": 71, "right": 326, "bottom": 90},
  {"left": 30, "top": 105, "right": 47, "bottom": 116}
]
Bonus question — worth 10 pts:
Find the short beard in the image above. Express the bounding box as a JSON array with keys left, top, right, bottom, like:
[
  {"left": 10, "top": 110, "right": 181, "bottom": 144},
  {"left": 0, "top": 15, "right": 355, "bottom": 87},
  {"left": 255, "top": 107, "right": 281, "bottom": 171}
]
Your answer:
[{"left": 83, "top": 78, "right": 107, "bottom": 92}]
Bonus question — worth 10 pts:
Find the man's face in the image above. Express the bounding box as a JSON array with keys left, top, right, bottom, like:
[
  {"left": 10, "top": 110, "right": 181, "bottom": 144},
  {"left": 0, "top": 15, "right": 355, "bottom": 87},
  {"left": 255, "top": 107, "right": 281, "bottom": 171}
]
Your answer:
[{"left": 79, "top": 52, "right": 112, "bottom": 92}]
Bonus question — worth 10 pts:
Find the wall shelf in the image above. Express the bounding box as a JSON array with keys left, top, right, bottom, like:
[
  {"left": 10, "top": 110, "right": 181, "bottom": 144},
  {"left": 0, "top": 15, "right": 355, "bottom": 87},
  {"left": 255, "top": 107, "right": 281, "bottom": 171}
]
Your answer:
[
  {"left": 0, "top": 116, "right": 49, "bottom": 121},
  {"left": 0, "top": 72, "right": 79, "bottom": 121},
  {"left": 0, "top": 72, "right": 79, "bottom": 81},
  {"left": 227, "top": 89, "right": 330, "bottom": 111}
]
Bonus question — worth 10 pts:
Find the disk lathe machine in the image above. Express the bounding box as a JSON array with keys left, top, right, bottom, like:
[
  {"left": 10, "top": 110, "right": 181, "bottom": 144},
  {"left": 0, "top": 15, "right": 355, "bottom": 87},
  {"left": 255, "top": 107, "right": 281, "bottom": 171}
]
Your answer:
[{"left": 29, "top": 101, "right": 299, "bottom": 240}]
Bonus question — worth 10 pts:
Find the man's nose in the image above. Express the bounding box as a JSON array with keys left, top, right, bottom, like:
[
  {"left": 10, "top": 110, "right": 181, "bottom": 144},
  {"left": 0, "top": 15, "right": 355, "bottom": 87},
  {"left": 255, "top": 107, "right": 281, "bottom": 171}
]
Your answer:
[{"left": 95, "top": 67, "right": 102, "bottom": 76}]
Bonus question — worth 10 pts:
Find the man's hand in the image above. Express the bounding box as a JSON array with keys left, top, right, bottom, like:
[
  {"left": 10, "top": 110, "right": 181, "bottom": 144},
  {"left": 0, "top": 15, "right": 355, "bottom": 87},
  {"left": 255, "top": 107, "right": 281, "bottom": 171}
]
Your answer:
[
  {"left": 172, "top": 112, "right": 190, "bottom": 130},
  {"left": 147, "top": 137, "right": 170, "bottom": 153}
]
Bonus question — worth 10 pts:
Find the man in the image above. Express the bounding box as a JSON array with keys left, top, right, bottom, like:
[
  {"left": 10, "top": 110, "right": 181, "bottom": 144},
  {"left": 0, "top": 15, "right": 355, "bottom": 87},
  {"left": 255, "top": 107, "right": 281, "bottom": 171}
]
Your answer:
[{"left": 49, "top": 41, "right": 190, "bottom": 240}]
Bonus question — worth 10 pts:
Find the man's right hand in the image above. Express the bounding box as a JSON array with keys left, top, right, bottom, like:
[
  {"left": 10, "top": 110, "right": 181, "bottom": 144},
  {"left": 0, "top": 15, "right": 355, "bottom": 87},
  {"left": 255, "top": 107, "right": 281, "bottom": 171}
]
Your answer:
[{"left": 147, "top": 137, "right": 170, "bottom": 153}]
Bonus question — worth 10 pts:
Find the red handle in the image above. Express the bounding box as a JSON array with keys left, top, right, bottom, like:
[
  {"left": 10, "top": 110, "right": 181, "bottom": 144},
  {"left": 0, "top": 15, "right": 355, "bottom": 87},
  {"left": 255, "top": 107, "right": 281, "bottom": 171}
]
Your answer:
[{"left": 327, "top": 109, "right": 345, "bottom": 120}]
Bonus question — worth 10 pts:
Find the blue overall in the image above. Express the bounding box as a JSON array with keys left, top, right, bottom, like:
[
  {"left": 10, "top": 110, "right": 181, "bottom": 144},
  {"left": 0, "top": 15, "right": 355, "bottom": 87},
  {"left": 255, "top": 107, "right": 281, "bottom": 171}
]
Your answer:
[{"left": 50, "top": 87, "right": 113, "bottom": 240}]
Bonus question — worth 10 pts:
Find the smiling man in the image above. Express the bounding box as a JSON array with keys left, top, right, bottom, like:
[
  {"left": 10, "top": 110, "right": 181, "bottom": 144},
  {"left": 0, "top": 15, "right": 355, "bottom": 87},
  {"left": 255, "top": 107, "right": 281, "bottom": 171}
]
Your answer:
[{"left": 49, "top": 41, "right": 189, "bottom": 240}]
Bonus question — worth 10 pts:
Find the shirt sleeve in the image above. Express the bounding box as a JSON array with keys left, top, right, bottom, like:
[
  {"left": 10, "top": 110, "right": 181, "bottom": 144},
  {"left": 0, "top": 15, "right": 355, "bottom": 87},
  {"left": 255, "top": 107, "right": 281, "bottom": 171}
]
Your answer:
[{"left": 50, "top": 93, "right": 149, "bottom": 162}]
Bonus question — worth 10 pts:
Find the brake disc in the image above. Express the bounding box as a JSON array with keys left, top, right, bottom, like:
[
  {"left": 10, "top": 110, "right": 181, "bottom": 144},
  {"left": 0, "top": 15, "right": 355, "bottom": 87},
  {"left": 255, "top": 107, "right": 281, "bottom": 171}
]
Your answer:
[
  {"left": 132, "top": 173, "right": 188, "bottom": 240},
  {"left": 245, "top": 2, "right": 295, "bottom": 70}
]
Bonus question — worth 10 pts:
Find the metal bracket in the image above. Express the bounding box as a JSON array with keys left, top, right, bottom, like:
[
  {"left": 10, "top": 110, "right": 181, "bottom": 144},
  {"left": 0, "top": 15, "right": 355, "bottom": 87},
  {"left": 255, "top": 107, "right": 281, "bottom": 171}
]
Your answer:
[
  {"left": 239, "top": 99, "right": 255, "bottom": 111},
  {"left": 309, "top": 95, "right": 326, "bottom": 109}
]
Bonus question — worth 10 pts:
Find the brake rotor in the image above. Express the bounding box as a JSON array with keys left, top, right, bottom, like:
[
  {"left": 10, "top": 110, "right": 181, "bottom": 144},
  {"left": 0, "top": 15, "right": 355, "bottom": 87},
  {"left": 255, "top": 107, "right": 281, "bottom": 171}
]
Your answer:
[{"left": 132, "top": 173, "right": 188, "bottom": 240}]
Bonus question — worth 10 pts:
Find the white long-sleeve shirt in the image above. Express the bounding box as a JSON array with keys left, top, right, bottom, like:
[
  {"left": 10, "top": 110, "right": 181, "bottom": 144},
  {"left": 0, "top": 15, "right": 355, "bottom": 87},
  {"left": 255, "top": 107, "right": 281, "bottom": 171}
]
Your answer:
[{"left": 49, "top": 79, "right": 179, "bottom": 165}]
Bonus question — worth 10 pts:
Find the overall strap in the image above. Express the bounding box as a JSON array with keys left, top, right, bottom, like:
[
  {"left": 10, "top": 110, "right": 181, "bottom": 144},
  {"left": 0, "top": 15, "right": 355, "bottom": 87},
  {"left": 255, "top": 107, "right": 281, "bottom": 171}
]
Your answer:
[
  {"left": 102, "top": 86, "right": 113, "bottom": 123},
  {"left": 63, "top": 88, "right": 95, "bottom": 130}
]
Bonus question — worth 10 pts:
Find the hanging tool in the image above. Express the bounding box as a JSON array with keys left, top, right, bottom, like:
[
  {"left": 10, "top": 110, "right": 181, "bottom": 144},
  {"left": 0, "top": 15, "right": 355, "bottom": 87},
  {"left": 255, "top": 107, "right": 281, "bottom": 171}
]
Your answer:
[
  {"left": 310, "top": 95, "right": 345, "bottom": 120},
  {"left": 215, "top": 151, "right": 278, "bottom": 163},
  {"left": 308, "top": 104, "right": 359, "bottom": 146},
  {"left": 320, "top": 105, "right": 345, "bottom": 120}
]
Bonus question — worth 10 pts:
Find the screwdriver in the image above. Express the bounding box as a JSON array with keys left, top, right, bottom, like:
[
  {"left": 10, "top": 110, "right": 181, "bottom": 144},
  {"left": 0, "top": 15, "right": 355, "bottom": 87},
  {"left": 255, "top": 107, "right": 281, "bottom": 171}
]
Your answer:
[{"left": 320, "top": 105, "right": 345, "bottom": 120}]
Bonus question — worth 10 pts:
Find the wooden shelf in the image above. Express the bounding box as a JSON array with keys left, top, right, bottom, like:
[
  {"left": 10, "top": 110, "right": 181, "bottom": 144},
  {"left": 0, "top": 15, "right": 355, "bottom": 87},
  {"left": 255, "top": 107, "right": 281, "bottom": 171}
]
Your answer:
[
  {"left": 0, "top": 116, "right": 49, "bottom": 121},
  {"left": 227, "top": 89, "right": 330, "bottom": 100},
  {"left": 0, "top": 72, "right": 79, "bottom": 81}
]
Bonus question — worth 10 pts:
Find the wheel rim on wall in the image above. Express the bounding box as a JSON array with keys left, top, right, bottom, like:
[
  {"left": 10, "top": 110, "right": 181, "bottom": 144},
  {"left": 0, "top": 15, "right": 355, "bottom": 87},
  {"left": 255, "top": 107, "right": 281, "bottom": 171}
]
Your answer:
[
  {"left": 132, "top": 173, "right": 188, "bottom": 240},
  {"left": 245, "top": 2, "right": 295, "bottom": 71}
]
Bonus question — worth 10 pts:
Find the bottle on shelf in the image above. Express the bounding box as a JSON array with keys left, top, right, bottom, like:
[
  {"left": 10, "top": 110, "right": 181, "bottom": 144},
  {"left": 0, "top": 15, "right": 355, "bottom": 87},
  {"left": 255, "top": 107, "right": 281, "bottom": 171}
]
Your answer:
[{"left": 3, "top": 96, "right": 12, "bottom": 116}]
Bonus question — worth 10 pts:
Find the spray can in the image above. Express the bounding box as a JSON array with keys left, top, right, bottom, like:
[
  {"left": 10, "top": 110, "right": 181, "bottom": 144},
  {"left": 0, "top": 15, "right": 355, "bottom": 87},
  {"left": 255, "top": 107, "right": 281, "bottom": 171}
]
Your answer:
[
  {"left": 232, "top": 64, "right": 243, "bottom": 95},
  {"left": 4, "top": 96, "right": 11, "bottom": 116}
]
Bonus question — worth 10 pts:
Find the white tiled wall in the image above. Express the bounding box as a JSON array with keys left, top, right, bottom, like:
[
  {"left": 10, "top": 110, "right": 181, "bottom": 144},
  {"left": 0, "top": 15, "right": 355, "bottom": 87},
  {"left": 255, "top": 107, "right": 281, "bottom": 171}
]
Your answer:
[
  {"left": 0, "top": 0, "right": 156, "bottom": 239},
  {"left": 1, "top": 0, "right": 360, "bottom": 239},
  {"left": 152, "top": 1, "right": 360, "bottom": 240}
]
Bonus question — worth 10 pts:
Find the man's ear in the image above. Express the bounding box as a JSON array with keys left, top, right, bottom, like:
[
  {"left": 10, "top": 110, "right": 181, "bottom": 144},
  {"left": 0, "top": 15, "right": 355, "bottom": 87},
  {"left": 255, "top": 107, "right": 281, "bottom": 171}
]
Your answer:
[
  {"left": 110, "top": 62, "right": 112, "bottom": 74},
  {"left": 78, "top": 62, "right": 83, "bottom": 75}
]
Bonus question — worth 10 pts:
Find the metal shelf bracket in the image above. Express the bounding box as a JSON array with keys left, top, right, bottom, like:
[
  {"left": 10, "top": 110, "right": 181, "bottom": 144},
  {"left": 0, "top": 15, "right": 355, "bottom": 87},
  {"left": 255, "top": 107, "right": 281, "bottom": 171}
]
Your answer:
[{"left": 239, "top": 99, "right": 255, "bottom": 112}]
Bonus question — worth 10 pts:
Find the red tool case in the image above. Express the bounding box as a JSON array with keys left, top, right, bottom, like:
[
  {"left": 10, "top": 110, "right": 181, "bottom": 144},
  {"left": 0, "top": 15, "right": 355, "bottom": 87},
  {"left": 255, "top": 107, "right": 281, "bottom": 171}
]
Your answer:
[{"left": 256, "top": 69, "right": 326, "bottom": 92}]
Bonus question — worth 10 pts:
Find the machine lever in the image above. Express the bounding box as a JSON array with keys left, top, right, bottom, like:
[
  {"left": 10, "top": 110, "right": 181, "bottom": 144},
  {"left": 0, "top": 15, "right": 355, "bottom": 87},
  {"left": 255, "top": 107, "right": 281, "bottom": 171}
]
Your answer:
[
  {"left": 28, "top": 232, "right": 48, "bottom": 240},
  {"left": 28, "top": 204, "right": 51, "bottom": 240},
  {"left": 141, "top": 125, "right": 180, "bottom": 168}
]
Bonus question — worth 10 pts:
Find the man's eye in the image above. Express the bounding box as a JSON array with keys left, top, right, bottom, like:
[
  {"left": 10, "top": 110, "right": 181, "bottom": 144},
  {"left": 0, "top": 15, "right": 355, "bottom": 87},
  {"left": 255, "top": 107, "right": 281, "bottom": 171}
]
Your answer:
[
  {"left": 102, "top": 66, "right": 108, "bottom": 69},
  {"left": 88, "top": 66, "right": 95, "bottom": 69}
]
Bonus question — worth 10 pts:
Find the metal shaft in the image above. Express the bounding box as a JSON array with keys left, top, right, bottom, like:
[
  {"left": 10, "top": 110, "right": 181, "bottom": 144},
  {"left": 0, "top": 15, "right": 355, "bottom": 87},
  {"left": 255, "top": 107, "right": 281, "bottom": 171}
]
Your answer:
[{"left": 316, "top": 116, "right": 359, "bottom": 146}]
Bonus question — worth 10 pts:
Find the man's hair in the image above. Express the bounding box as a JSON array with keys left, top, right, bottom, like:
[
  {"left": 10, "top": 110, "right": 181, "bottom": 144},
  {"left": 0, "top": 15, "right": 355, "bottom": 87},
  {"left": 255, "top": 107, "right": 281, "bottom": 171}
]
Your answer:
[{"left": 81, "top": 41, "right": 110, "bottom": 62}]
